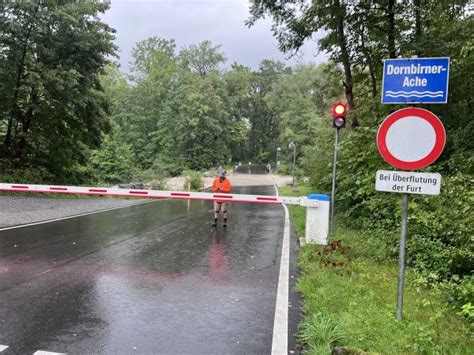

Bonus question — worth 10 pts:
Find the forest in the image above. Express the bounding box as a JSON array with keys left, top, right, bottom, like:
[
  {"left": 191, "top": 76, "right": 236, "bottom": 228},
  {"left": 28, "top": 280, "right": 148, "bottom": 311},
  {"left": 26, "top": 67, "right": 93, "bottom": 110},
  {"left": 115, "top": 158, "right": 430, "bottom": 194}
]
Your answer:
[{"left": 0, "top": 0, "right": 472, "bottom": 343}]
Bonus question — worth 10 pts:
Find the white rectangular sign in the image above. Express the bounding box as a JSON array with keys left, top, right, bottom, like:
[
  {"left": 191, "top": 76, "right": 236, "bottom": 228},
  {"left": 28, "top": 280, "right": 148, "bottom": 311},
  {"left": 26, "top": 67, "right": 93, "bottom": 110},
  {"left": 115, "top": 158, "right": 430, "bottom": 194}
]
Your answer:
[{"left": 375, "top": 170, "right": 441, "bottom": 195}]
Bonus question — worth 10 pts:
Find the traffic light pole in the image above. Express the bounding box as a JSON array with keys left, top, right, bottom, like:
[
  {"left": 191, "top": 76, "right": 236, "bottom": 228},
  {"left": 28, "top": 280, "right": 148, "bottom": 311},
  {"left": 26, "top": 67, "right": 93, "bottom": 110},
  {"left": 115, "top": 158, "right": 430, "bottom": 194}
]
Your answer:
[
  {"left": 292, "top": 145, "right": 296, "bottom": 185},
  {"left": 329, "top": 128, "right": 340, "bottom": 238}
]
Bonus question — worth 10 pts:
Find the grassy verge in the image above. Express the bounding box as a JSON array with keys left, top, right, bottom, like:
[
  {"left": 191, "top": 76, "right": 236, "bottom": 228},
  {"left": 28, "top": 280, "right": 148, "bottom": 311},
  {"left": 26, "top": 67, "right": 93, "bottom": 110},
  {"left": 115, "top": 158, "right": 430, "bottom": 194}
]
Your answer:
[{"left": 280, "top": 185, "right": 473, "bottom": 354}]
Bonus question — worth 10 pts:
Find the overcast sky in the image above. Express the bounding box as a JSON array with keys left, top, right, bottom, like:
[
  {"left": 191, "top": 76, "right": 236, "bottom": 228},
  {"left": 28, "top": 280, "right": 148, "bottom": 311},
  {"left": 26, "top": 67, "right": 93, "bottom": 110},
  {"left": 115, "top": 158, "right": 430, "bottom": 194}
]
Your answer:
[{"left": 100, "top": 0, "right": 327, "bottom": 72}]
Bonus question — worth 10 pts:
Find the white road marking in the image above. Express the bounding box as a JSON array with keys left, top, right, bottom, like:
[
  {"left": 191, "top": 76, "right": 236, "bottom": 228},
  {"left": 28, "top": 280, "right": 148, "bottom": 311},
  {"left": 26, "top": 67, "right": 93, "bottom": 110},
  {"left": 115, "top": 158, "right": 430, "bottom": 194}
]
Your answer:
[
  {"left": 33, "top": 351, "right": 66, "bottom": 355},
  {"left": 0, "top": 345, "right": 9, "bottom": 352},
  {"left": 274, "top": 185, "right": 279, "bottom": 197},
  {"left": 271, "top": 185, "right": 290, "bottom": 354},
  {"left": 0, "top": 200, "right": 152, "bottom": 232}
]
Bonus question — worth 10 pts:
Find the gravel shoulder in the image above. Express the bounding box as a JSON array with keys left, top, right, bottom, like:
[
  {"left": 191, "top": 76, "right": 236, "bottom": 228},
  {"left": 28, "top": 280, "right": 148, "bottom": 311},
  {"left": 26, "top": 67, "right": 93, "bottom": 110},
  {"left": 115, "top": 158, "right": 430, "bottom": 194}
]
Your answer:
[
  {"left": 0, "top": 196, "right": 148, "bottom": 229},
  {"left": 0, "top": 173, "right": 292, "bottom": 229}
]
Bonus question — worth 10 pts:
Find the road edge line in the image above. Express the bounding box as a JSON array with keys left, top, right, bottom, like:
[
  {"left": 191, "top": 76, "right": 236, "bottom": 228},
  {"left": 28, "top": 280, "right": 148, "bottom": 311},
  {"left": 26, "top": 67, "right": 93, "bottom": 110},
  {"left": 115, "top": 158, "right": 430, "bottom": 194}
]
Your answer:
[
  {"left": 271, "top": 184, "right": 289, "bottom": 354},
  {"left": 0, "top": 345, "right": 9, "bottom": 352},
  {"left": 0, "top": 200, "right": 152, "bottom": 232}
]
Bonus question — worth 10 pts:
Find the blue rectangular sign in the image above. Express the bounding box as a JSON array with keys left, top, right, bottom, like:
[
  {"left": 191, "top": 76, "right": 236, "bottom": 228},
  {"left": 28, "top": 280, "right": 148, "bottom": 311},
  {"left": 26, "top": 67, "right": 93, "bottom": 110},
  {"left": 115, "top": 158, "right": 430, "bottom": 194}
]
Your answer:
[{"left": 382, "top": 57, "right": 449, "bottom": 104}]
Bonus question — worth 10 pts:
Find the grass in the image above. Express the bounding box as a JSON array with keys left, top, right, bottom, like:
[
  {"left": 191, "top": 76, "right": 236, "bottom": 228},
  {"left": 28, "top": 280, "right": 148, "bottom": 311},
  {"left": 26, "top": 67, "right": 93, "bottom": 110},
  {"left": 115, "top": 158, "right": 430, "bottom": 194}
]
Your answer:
[{"left": 279, "top": 185, "right": 473, "bottom": 354}]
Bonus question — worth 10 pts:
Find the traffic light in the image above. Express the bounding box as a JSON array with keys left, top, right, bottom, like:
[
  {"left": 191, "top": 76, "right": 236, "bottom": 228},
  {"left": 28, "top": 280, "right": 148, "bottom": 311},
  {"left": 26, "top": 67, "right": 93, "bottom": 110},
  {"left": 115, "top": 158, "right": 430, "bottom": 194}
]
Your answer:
[{"left": 332, "top": 102, "right": 347, "bottom": 129}]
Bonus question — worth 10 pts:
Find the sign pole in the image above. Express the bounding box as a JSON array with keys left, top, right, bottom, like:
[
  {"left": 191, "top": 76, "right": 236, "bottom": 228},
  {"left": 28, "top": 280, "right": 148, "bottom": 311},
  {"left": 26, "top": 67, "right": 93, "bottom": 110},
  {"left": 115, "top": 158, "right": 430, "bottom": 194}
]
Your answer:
[
  {"left": 379, "top": 56, "right": 448, "bottom": 321},
  {"left": 329, "top": 128, "right": 339, "bottom": 238},
  {"left": 396, "top": 193, "right": 409, "bottom": 320}
]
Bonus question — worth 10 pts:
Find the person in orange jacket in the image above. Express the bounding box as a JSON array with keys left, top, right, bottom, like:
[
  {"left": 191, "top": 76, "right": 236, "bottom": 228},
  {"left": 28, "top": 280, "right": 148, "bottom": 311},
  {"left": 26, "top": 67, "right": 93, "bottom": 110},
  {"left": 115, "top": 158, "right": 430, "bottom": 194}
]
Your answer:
[{"left": 211, "top": 171, "right": 232, "bottom": 227}]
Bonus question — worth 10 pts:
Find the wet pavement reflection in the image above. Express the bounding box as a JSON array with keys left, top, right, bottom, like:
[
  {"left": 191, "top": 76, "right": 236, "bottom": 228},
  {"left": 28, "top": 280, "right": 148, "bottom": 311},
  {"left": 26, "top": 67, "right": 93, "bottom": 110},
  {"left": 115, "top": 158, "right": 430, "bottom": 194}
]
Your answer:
[{"left": 0, "top": 185, "right": 285, "bottom": 354}]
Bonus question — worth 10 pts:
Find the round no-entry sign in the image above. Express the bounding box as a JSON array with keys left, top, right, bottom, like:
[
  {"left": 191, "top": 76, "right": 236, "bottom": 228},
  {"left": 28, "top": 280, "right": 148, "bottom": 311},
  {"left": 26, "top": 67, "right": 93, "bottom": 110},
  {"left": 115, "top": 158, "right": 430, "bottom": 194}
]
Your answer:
[{"left": 377, "top": 107, "right": 446, "bottom": 170}]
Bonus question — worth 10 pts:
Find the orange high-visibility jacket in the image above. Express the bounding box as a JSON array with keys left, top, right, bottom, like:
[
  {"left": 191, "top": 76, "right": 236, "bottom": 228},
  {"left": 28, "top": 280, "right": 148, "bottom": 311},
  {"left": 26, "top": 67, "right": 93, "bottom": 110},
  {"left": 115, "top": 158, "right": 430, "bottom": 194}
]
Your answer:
[{"left": 212, "top": 177, "right": 232, "bottom": 194}]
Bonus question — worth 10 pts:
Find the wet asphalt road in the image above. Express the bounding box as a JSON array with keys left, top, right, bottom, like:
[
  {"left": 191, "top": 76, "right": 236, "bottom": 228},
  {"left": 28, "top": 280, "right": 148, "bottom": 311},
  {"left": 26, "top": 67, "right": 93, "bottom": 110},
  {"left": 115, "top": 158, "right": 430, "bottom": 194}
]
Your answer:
[{"left": 0, "top": 185, "right": 294, "bottom": 354}]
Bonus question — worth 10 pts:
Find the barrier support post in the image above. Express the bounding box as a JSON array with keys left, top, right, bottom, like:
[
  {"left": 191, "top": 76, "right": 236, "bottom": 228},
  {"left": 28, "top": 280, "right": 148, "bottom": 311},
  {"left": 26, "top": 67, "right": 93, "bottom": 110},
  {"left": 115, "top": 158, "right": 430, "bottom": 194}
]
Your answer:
[{"left": 303, "top": 194, "right": 330, "bottom": 245}]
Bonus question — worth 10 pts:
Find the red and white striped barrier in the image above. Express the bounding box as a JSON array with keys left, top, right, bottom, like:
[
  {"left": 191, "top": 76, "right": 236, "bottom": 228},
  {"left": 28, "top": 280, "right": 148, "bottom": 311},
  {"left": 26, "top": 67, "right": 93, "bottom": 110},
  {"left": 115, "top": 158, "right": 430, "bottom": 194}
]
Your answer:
[
  {"left": 0, "top": 183, "right": 330, "bottom": 244},
  {"left": 0, "top": 183, "right": 309, "bottom": 205}
]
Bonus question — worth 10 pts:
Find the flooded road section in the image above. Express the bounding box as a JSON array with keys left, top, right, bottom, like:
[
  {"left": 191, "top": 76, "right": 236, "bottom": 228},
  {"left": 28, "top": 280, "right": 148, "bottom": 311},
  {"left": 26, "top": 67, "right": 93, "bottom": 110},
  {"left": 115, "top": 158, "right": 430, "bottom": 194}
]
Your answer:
[{"left": 0, "top": 185, "right": 285, "bottom": 354}]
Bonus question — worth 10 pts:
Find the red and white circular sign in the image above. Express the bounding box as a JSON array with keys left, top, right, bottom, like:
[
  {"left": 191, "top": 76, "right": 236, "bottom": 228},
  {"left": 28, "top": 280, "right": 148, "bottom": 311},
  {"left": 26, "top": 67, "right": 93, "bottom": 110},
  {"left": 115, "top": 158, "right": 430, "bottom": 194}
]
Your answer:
[{"left": 377, "top": 107, "right": 446, "bottom": 170}]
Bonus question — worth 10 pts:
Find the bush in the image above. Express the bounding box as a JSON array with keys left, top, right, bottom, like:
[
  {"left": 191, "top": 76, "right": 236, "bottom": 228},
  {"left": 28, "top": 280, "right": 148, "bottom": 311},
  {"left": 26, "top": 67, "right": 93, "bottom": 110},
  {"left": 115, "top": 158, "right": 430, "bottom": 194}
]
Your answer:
[
  {"left": 151, "top": 155, "right": 186, "bottom": 177},
  {"left": 184, "top": 170, "right": 203, "bottom": 191},
  {"left": 133, "top": 169, "right": 167, "bottom": 190},
  {"left": 278, "top": 162, "right": 291, "bottom": 175},
  {"left": 0, "top": 166, "right": 54, "bottom": 184}
]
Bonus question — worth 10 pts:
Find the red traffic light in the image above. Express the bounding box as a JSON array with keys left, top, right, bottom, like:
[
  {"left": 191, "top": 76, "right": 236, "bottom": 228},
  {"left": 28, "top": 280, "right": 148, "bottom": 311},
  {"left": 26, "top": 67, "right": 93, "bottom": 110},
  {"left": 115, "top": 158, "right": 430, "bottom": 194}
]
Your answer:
[
  {"left": 332, "top": 102, "right": 347, "bottom": 118},
  {"left": 332, "top": 102, "right": 347, "bottom": 129}
]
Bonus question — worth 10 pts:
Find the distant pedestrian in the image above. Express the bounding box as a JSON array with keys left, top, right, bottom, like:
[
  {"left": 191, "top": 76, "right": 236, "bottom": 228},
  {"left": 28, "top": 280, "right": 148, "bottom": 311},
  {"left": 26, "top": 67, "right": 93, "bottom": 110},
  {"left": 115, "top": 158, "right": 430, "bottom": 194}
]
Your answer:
[
  {"left": 211, "top": 171, "right": 232, "bottom": 227},
  {"left": 217, "top": 165, "right": 224, "bottom": 176},
  {"left": 266, "top": 163, "right": 271, "bottom": 174}
]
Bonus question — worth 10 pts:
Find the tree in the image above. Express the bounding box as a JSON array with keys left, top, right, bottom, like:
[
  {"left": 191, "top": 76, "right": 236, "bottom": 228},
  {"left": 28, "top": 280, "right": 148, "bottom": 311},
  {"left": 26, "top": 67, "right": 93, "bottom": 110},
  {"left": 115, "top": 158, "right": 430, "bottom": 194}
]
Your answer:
[
  {"left": 248, "top": 0, "right": 359, "bottom": 126},
  {"left": 0, "top": 1, "right": 116, "bottom": 180},
  {"left": 245, "top": 59, "right": 289, "bottom": 162},
  {"left": 125, "top": 37, "right": 181, "bottom": 172},
  {"left": 179, "top": 40, "right": 226, "bottom": 76},
  {"left": 247, "top": 0, "right": 434, "bottom": 127},
  {"left": 90, "top": 130, "right": 135, "bottom": 183}
]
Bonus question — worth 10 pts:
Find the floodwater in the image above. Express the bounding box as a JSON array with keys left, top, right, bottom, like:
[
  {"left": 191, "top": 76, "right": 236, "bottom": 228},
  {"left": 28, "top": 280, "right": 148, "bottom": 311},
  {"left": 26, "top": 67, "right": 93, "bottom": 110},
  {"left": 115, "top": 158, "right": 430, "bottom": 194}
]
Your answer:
[{"left": 0, "top": 185, "right": 288, "bottom": 354}]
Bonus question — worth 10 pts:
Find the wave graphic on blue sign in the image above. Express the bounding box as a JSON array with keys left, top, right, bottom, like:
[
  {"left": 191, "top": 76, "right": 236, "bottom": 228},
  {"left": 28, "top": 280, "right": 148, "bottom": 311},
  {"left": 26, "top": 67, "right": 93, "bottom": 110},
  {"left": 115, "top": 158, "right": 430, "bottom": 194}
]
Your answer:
[{"left": 385, "top": 90, "right": 444, "bottom": 98}]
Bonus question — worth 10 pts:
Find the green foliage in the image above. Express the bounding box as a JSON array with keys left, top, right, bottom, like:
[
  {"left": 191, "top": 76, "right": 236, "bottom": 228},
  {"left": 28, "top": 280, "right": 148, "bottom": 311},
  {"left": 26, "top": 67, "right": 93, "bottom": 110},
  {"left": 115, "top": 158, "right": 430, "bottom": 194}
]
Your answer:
[
  {"left": 306, "top": 124, "right": 474, "bottom": 306},
  {"left": 298, "top": 313, "right": 348, "bottom": 355},
  {"left": 132, "top": 169, "right": 167, "bottom": 190},
  {"left": 459, "top": 302, "right": 474, "bottom": 321},
  {"left": 0, "top": 165, "right": 54, "bottom": 184},
  {"left": 179, "top": 40, "right": 226, "bottom": 76},
  {"left": 95, "top": 38, "right": 337, "bottom": 179},
  {"left": 90, "top": 134, "right": 135, "bottom": 183},
  {"left": 0, "top": 0, "right": 116, "bottom": 181},
  {"left": 151, "top": 155, "right": 186, "bottom": 177},
  {"left": 184, "top": 170, "right": 203, "bottom": 191},
  {"left": 297, "top": 228, "right": 473, "bottom": 354}
]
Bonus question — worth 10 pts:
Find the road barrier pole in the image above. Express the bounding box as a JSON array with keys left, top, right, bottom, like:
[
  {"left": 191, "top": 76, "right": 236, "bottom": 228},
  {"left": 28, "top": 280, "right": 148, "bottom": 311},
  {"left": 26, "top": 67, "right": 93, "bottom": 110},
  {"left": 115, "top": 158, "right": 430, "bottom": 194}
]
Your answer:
[{"left": 304, "top": 194, "right": 330, "bottom": 245}]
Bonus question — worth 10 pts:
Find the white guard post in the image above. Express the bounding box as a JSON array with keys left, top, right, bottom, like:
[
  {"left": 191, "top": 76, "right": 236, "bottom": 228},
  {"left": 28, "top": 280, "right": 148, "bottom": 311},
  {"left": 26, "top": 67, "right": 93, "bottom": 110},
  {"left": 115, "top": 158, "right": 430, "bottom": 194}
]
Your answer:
[{"left": 300, "top": 194, "right": 330, "bottom": 245}]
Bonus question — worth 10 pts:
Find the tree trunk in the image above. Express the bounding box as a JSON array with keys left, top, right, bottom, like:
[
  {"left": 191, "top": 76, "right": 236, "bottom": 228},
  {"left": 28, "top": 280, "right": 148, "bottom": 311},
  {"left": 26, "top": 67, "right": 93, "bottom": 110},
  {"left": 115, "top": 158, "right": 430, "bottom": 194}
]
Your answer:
[
  {"left": 14, "top": 87, "right": 38, "bottom": 166},
  {"left": 387, "top": 0, "right": 397, "bottom": 58},
  {"left": 335, "top": 1, "right": 358, "bottom": 127},
  {"left": 414, "top": 0, "right": 422, "bottom": 56},
  {"left": 360, "top": 20, "right": 377, "bottom": 99},
  {"left": 368, "top": 62, "right": 377, "bottom": 99},
  {"left": 3, "top": 3, "right": 39, "bottom": 163}
]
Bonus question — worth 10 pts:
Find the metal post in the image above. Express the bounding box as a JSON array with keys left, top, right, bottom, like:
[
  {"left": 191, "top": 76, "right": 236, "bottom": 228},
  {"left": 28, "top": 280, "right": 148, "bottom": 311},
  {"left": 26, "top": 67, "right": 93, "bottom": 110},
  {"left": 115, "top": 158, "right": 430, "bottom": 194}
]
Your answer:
[
  {"left": 292, "top": 145, "right": 296, "bottom": 185},
  {"left": 329, "top": 128, "right": 339, "bottom": 238},
  {"left": 396, "top": 193, "right": 409, "bottom": 320},
  {"left": 276, "top": 147, "right": 281, "bottom": 173}
]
